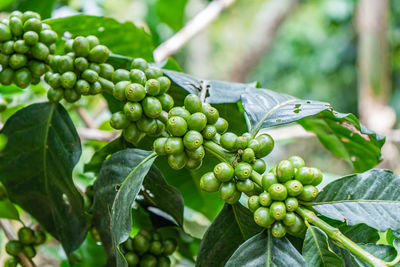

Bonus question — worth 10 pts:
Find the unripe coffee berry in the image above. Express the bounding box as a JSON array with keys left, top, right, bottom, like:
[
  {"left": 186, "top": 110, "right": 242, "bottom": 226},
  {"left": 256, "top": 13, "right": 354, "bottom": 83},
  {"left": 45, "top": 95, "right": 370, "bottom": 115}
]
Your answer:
[{"left": 214, "top": 162, "right": 234, "bottom": 182}]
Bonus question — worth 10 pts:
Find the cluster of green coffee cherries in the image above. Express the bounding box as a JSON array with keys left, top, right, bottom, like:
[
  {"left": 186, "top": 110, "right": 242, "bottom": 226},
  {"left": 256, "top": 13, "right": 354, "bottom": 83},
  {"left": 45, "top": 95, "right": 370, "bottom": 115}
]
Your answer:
[
  {"left": 108, "top": 58, "right": 173, "bottom": 145},
  {"left": 121, "top": 229, "right": 177, "bottom": 267},
  {"left": 153, "top": 94, "right": 228, "bottom": 170},
  {"left": 0, "top": 11, "right": 57, "bottom": 88},
  {"left": 45, "top": 35, "right": 111, "bottom": 102},
  {"left": 3, "top": 226, "right": 46, "bottom": 267},
  {"left": 249, "top": 156, "right": 323, "bottom": 238}
]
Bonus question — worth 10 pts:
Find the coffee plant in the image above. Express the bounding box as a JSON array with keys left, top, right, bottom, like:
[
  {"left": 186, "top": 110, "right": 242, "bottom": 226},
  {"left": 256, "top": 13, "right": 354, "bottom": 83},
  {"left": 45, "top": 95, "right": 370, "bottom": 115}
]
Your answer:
[{"left": 0, "top": 10, "right": 399, "bottom": 267}]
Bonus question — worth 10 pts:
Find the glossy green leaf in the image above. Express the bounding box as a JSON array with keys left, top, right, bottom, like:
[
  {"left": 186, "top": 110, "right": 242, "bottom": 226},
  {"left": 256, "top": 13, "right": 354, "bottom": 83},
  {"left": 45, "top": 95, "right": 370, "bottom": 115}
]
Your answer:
[
  {"left": 0, "top": 199, "right": 19, "bottom": 220},
  {"left": 156, "top": 0, "right": 188, "bottom": 31},
  {"left": 196, "top": 203, "right": 262, "bottom": 267},
  {"left": 303, "top": 226, "right": 342, "bottom": 267},
  {"left": 141, "top": 166, "right": 184, "bottom": 226},
  {"left": 12, "top": 0, "right": 56, "bottom": 19},
  {"left": 225, "top": 230, "right": 307, "bottom": 267},
  {"left": 92, "top": 148, "right": 156, "bottom": 266},
  {"left": 312, "top": 169, "right": 400, "bottom": 236},
  {"left": 0, "top": 102, "right": 89, "bottom": 253},
  {"left": 46, "top": 15, "right": 154, "bottom": 60},
  {"left": 339, "top": 223, "right": 379, "bottom": 244}
]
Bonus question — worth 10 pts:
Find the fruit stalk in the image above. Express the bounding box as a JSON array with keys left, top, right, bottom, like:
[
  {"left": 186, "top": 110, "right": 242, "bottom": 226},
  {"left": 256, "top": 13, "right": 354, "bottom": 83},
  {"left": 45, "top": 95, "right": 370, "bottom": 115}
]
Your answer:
[
  {"left": 203, "top": 141, "right": 236, "bottom": 163},
  {"left": 296, "top": 207, "right": 388, "bottom": 267}
]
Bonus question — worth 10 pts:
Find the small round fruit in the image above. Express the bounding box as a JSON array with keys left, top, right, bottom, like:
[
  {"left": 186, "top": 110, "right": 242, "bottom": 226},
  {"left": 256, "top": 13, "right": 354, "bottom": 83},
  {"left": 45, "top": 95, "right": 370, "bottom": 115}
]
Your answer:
[
  {"left": 139, "top": 254, "right": 157, "bottom": 267},
  {"left": 167, "top": 116, "right": 188, "bottom": 137},
  {"left": 202, "top": 125, "right": 217, "bottom": 140},
  {"left": 149, "top": 241, "right": 164, "bottom": 255},
  {"left": 288, "top": 155, "right": 305, "bottom": 169},
  {"left": 9, "top": 54, "right": 27, "bottom": 69},
  {"left": 253, "top": 207, "right": 275, "bottom": 228},
  {"left": 236, "top": 179, "right": 254, "bottom": 193},
  {"left": 157, "top": 94, "right": 174, "bottom": 111},
  {"left": 311, "top": 168, "right": 323, "bottom": 186},
  {"left": 259, "top": 192, "right": 272, "bottom": 206},
  {"left": 142, "top": 97, "right": 162, "bottom": 118},
  {"left": 0, "top": 68, "right": 14, "bottom": 85},
  {"left": 14, "top": 68, "right": 32, "bottom": 88},
  {"left": 271, "top": 222, "right": 287, "bottom": 238},
  {"left": 285, "top": 180, "right": 304, "bottom": 197},
  {"left": 183, "top": 130, "right": 203, "bottom": 150},
  {"left": 2, "top": 41, "right": 15, "bottom": 54},
  {"left": 287, "top": 214, "right": 306, "bottom": 235},
  {"left": 187, "top": 112, "right": 207, "bottom": 132},
  {"left": 137, "top": 117, "right": 158, "bottom": 134},
  {"left": 268, "top": 184, "right": 287, "bottom": 201},
  {"left": 270, "top": 202, "right": 286, "bottom": 220},
  {"left": 31, "top": 42, "right": 49, "bottom": 60},
  {"left": 276, "top": 160, "right": 294, "bottom": 182},
  {"left": 295, "top": 167, "right": 314, "bottom": 185},
  {"left": 200, "top": 172, "right": 220, "bottom": 192},
  {"left": 9, "top": 17, "right": 23, "bottom": 37},
  {"left": 168, "top": 107, "right": 190, "bottom": 120},
  {"left": 201, "top": 103, "right": 219, "bottom": 124},
  {"left": 145, "top": 67, "right": 163, "bottom": 79},
  {"left": 0, "top": 23, "right": 12, "bottom": 41},
  {"left": 125, "top": 252, "right": 139, "bottom": 266},
  {"left": 186, "top": 145, "right": 205, "bottom": 160},
  {"left": 219, "top": 182, "right": 236, "bottom": 200},
  {"left": 64, "top": 88, "right": 81, "bottom": 103},
  {"left": 124, "top": 102, "right": 143, "bottom": 121},
  {"left": 153, "top": 138, "right": 168, "bottom": 155},
  {"left": 220, "top": 132, "right": 238, "bottom": 151},
  {"left": 23, "top": 18, "right": 42, "bottom": 32},
  {"left": 23, "top": 246, "right": 36, "bottom": 258},
  {"left": 164, "top": 137, "right": 184, "bottom": 155},
  {"left": 157, "top": 256, "right": 171, "bottom": 267},
  {"left": 248, "top": 195, "right": 260, "bottom": 212},
  {"left": 130, "top": 69, "right": 146, "bottom": 85},
  {"left": 235, "top": 136, "right": 248, "bottom": 150},
  {"left": 214, "top": 162, "right": 234, "bottom": 182},
  {"left": 252, "top": 159, "right": 266, "bottom": 174},
  {"left": 99, "top": 63, "right": 114, "bottom": 80},
  {"left": 283, "top": 211, "right": 296, "bottom": 226},
  {"left": 4, "top": 257, "right": 19, "bottom": 267},
  {"left": 86, "top": 35, "right": 99, "bottom": 48},
  {"left": 158, "top": 76, "right": 171, "bottom": 94},
  {"left": 262, "top": 172, "right": 278, "bottom": 191},
  {"left": 123, "top": 237, "right": 135, "bottom": 251},
  {"left": 72, "top": 36, "right": 90, "bottom": 57},
  {"left": 285, "top": 197, "right": 299, "bottom": 212},
  {"left": 131, "top": 58, "right": 148, "bottom": 71},
  {"left": 133, "top": 234, "right": 150, "bottom": 254},
  {"left": 234, "top": 162, "right": 252, "bottom": 180},
  {"left": 75, "top": 79, "right": 90, "bottom": 95},
  {"left": 113, "top": 69, "right": 130, "bottom": 83},
  {"left": 61, "top": 71, "right": 77, "bottom": 89},
  {"left": 88, "top": 45, "right": 110, "bottom": 63},
  {"left": 39, "top": 29, "right": 57, "bottom": 45},
  {"left": 125, "top": 83, "right": 146, "bottom": 102},
  {"left": 185, "top": 158, "right": 202, "bottom": 170},
  {"left": 82, "top": 69, "right": 99, "bottom": 83},
  {"left": 214, "top": 117, "right": 228, "bottom": 134},
  {"left": 241, "top": 148, "right": 255, "bottom": 163},
  {"left": 145, "top": 79, "right": 160, "bottom": 96},
  {"left": 225, "top": 190, "right": 241, "bottom": 204},
  {"left": 57, "top": 55, "right": 74, "bottom": 72},
  {"left": 184, "top": 94, "right": 202, "bottom": 113},
  {"left": 298, "top": 185, "right": 318, "bottom": 201},
  {"left": 18, "top": 227, "right": 34, "bottom": 245},
  {"left": 5, "top": 240, "right": 22, "bottom": 256},
  {"left": 255, "top": 134, "right": 274, "bottom": 158},
  {"left": 163, "top": 239, "right": 177, "bottom": 255},
  {"left": 13, "top": 40, "right": 29, "bottom": 54},
  {"left": 110, "top": 111, "right": 130, "bottom": 129}
]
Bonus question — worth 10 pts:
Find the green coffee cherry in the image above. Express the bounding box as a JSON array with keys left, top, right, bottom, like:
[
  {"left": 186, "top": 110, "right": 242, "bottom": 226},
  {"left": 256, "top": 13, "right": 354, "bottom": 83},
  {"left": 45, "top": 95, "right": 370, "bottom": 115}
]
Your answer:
[
  {"left": 99, "top": 63, "right": 114, "bottom": 80},
  {"left": 72, "top": 36, "right": 90, "bottom": 57},
  {"left": 39, "top": 29, "right": 57, "bottom": 45},
  {"left": 14, "top": 68, "right": 31, "bottom": 88},
  {"left": 9, "top": 54, "right": 27, "bottom": 69},
  {"left": 82, "top": 69, "right": 99, "bottom": 83},
  {"left": 98, "top": 77, "right": 114, "bottom": 94},
  {"left": 14, "top": 40, "right": 29, "bottom": 54},
  {"left": 183, "top": 130, "right": 203, "bottom": 150},
  {"left": 88, "top": 45, "right": 110, "bottom": 63},
  {"left": 90, "top": 81, "right": 102, "bottom": 94},
  {"left": 298, "top": 185, "right": 318, "bottom": 201},
  {"left": 236, "top": 179, "right": 254, "bottom": 193},
  {"left": 86, "top": 35, "right": 99, "bottom": 48},
  {"left": 285, "top": 180, "right": 303, "bottom": 197},
  {"left": 214, "top": 117, "right": 228, "bottom": 134},
  {"left": 125, "top": 252, "right": 139, "bottom": 266},
  {"left": 31, "top": 42, "right": 49, "bottom": 60},
  {"left": 235, "top": 136, "right": 248, "bottom": 150},
  {"left": 288, "top": 155, "right": 305, "bottom": 169},
  {"left": 186, "top": 145, "right": 205, "bottom": 160},
  {"left": 311, "top": 167, "right": 323, "bottom": 186},
  {"left": 201, "top": 103, "right": 219, "bottom": 124},
  {"left": 270, "top": 201, "right": 286, "bottom": 220},
  {"left": 168, "top": 107, "right": 191, "bottom": 121},
  {"left": 259, "top": 192, "right": 272, "bottom": 206},
  {"left": 133, "top": 234, "right": 150, "bottom": 254},
  {"left": 295, "top": 167, "right": 314, "bottom": 185},
  {"left": 0, "top": 53, "right": 9, "bottom": 66},
  {"left": 130, "top": 69, "right": 146, "bottom": 85},
  {"left": 18, "top": 227, "right": 34, "bottom": 245},
  {"left": 124, "top": 102, "right": 143, "bottom": 121},
  {"left": 28, "top": 60, "right": 46, "bottom": 77},
  {"left": 184, "top": 94, "right": 202, "bottom": 113},
  {"left": 158, "top": 76, "right": 171, "bottom": 94},
  {"left": 219, "top": 182, "right": 236, "bottom": 200},
  {"left": 145, "top": 79, "right": 160, "bottom": 96},
  {"left": 23, "top": 18, "right": 42, "bottom": 32},
  {"left": 112, "top": 81, "right": 129, "bottom": 101},
  {"left": 64, "top": 88, "right": 81, "bottom": 103},
  {"left": 110, "top": 111, "right": 130, "bottom": 129},
  {"left": 145, "top": 66, "right": 163, "bottom": 79},
  {"left": 33, "top": 231, "right": 46, "bottom": 245},
  {"left": 200, "top": 172, "right": 220, "bottom": 192},
  {"left": 268, "top": 183, "right": 287, "bottom": 201},
  {"left": 23, "top": 31, "right": 39, "bottom": 45},
  {"left": 153, "top": 138, "right": 168, "bottom": 156},
  {"left": 4, "top": 257, "right": 19, "bottom": 267},
  {"left": 125, "top": 83, "right": 146, "bottom": 102},
  {"left": 241, "top": 148, "right": 255, "bottom": 163},
  {"left": 0, "top": 23, "right": 12, "bottom": 42},
  {"left": 167, "top": 152, "right": 187, "bottom": 170},
  {"left": 57, "top": 55, "right": 74, "bottom": 73},
  {"left": 123, "top": 124, "right": 146, "bottom": 145},
  {"left": 286, "top": 214, "right": 306, "bottom": 235},
  {"left": 138, "top": 229, "right": 152, "bottom": 240},
  {"left": 142, "top": 97, "right": 162, "bottom": 118},
  {"left": 164, "top": 137, "right": 184, "bottom": 155},
  {"left": 271, "top": 222, "right": 286, "bottom": 238},
  {"left": 187, "top": 112, "right": 207, "bottom": 132},
  {"left": 254, "top": 207, "right": 275, "bottom": 228},
  {"left": 283, "top": 211, "right": 297, "bottom": 226},
  {"left": 255, "top": 134, "right": 274, "bottom": 158},
  {"left": 2, "top": 41, "right": 15, "bottom": 54},
  {"left": 48, "top": 73, "right": 61, "bottom": 88},
  {"left": 248, "top": 195, "right": 260, "bottom": 212},
  {"left": 61, "top": 71, "right": 77, "bottom": 89},
  {"left": 137, "top": 117, "right": 158, "bottom": 134},
  {"left": 234, "top": 162, "right": 252, "bottom": 180},
  {"left": 9, "top": 17, "right": 23, "bottom": 37},
  {"left": 252, "top": 159, "right": 266, "bottom": 174},
  {"left": 214, "top": 162, "right": 234, "bottom": 182},
  {"left": 163, "top": 239, "right": 177, "bottom": 255},
  {"left": 262, "top": 172, "right": 278, "bottom": 191},
  {"left": 5, "top": 240, "right": 22, "bottom": 256},
  {"left": 149, "top": 241, "right": 164, "bottom": 255},
  {"left": 131, "top": 58, "right": 148, "bottom": 71},
  {"left": 276, "top": 160, "right": 294, "bottom": 182},
  {"left": 225, "top": 190, "right": 241, "bottom": 204},
  {"left": 113, "top": 69, "right": 130, "bottom": 83},
  {"left": 0, "top": 68, "right": 14, "bottom": 85},
  {"left": 157, "top": 94, "right": 174, "bottom": 111},
  {"left": 0, "top": 97, "right": 7, "bottom": 112},
  {"left": 64, "top": 39, "right": 73, "bottom": 53},
  {"left": 157, "top": 256, "right": 171, "bottom": 267},
  {"left": 220, "top": 132, "right": 237, "bottom": 151},
  {"left": 75, "top": 79, "right": 90, "bottom": 95},
  {"left": 285, "top": 197, "right": 299, "bottom": 212},
  {"left": 202, "top": 125, "right": 217, "bottom": 140},
  {"left": 167, "top": 116, "right": 187, "bottom": 136},
  {"left": 23, "top": 246, "right": 36, "bottom": 258}
]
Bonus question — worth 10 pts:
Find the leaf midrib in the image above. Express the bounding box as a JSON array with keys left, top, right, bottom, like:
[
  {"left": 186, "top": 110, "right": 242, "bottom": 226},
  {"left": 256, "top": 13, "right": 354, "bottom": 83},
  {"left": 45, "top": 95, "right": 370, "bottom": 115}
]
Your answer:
[
  {"left": 312, "top": 200, "right": 400, "bottom": 205},
  {"left": 308, "top": 226, "right": 326, "bottom": 266}
]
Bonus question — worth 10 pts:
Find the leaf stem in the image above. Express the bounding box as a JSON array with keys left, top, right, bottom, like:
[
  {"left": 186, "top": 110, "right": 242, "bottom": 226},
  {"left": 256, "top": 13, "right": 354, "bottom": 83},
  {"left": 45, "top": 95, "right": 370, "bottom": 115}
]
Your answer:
[
  {"left": 296, "top": 207, "right": 388, "bottom": 267},
  {"left": 203, "top": 141, "right": 236, "bottom": 164}
]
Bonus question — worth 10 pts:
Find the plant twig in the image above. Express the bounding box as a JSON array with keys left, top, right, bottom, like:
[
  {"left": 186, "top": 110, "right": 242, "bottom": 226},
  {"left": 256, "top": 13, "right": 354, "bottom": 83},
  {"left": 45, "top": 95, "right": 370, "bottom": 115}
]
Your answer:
[
  {"left": 200, "top": 80, "right": 208, "bottom": 103},
  {"left": 77, "top": 128, "right": 119, "bottom": 142},
  {"left": 296, "top": 207, "right": 388, "bottom": 267},
  {"left": 0, "top": 219, "right": 36, "bottom": 267},
  {"left": 75, "top": 107, "right": 96, "bottom": 129},
  {"left": 153, "top": 0, "right": 236, "bottom": 63}
]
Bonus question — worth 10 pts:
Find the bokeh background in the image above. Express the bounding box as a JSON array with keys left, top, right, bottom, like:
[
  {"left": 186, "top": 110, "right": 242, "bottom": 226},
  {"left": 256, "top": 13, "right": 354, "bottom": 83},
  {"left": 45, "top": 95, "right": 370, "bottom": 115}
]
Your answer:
[{"left": 0, "top": 0, "right": 399, "bottom": 265}]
